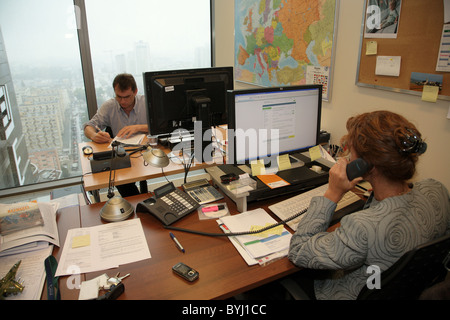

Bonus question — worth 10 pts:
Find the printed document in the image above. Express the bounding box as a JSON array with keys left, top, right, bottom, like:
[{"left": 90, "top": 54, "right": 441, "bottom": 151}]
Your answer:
[
  {"left": 219, "top": 208, "right": 291, "bottom": 260},
  {"left": 55, "top": 218, "right": 151, "bottom": 276}
]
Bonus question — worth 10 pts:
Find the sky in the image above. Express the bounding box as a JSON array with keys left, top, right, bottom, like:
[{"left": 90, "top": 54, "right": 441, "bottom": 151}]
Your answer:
[{"left": 0, "top": 0, "right": 211, "bottom": 66}]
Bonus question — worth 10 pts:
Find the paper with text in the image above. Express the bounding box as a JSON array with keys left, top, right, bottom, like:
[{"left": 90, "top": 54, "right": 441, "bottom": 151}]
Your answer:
[{"left": 55, "top": 219, "right": 151, "bottom": 276}]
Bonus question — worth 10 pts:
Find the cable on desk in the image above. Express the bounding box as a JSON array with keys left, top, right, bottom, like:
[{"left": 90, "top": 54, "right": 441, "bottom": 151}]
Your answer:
[
  {"left": 80, "top": 173, "right": 92, "bottom": 205},
  {"left": 164, "top": 208, "right": 308, "bottom": 237}
]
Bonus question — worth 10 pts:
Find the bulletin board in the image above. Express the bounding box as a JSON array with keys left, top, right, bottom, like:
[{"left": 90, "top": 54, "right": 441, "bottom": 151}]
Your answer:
[{"left": 356, "top": 0, "right": 450, "bottom": 101}]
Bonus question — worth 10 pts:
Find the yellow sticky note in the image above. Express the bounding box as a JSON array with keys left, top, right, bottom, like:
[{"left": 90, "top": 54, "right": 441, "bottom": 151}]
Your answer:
[
  {"left": 422, "top": 85, "right": 439, "bottom": 102},
  {"left": 366, "top": 41, "right": 377, "bottom": 55},
  {"left": 277, "top": 154, "right": 291, "bottom": 171},
  {"left": 309, "top": 145, "right": 322, "bottom": 161},
  {"left": 250, "top": 159, "right": 265, "bottom": 176},
  {"left": 72, "top": 234, "right": 91, "bottom": 248}
]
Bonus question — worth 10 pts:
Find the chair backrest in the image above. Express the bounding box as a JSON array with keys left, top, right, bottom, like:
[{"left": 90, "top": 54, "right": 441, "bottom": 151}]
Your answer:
[{"left": 357, "top": 233, "right": 450, "bottom": 300}]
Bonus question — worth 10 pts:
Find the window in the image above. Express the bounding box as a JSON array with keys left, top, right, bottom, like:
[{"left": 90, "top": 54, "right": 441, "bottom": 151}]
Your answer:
[
  {"left": 0, "top": 0, "right": 212, "bottom": 194},
  {"left": 0, "top": 0, "right": 86, "bottom": 191},
  {"left": 85, "top": 0, "right": 212, "bottom": 98}
]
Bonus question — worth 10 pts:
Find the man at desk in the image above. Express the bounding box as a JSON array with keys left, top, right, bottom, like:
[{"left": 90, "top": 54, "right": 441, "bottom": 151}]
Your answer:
[{"left": 83, "top": 73, "right": 148, "bottom": 197}]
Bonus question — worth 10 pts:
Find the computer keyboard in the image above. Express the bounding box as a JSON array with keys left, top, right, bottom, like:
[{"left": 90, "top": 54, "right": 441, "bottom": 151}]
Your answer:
[{"left": 268, "top": 184, "right": 361, "bottom": 231}]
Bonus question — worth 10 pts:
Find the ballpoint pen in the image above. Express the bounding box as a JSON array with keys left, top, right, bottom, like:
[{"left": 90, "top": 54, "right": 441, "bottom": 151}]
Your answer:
[{"left": 169, "top": 232, "right": 185, "bottom": 253}]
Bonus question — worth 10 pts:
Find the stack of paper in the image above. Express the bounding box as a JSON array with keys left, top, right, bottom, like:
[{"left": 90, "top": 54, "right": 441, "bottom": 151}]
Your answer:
[
  {"left": 0, "top": 202, "right": 59, "bottom": 256},
  {"left": 110, "top": 133, "right": 146, "bottom": 147},
  {"left": 0, "top": 202, "right": 60, "bottom": 300},
  {"left": 218, "top": 208, "right": 291, "bottom": 266}
]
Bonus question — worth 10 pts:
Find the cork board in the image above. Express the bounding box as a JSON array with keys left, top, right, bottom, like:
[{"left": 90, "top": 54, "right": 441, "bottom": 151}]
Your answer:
[{"left": 356, "top": 0, "right": 450, "bottom": 100}]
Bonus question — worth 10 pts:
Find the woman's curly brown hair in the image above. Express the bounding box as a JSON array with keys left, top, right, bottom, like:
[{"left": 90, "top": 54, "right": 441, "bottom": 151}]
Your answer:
[{"left": 340, "top": 110, "right": 424, "bottom": 181}]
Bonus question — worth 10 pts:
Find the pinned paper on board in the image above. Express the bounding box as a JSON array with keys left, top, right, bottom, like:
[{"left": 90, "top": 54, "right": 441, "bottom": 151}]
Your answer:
[
  {"left": 366, "top": 41, "right": 378, "bottom": 55},
  {"left": 375, "top": 56, "right": 401, "bottom": 76}
]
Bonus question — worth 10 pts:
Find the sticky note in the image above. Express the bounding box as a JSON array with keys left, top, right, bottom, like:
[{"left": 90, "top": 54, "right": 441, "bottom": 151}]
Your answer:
[
  {"left": 421, "top": 85, "right": 439, "bottom": 102},
  {"left": 250, "top": 159, "right": 266, "bottom": 176},
  {"left": 72, "top": 234, "right": 91, "bottom": 248},
  {"left": 277, "top": 154, "right": 291, "bottom": 171},
  {"left": 309, "top": 145, "right": 322, "bottom": 161},
  {"left": 366, "top": 41, "right": 377, "bottom": 55}
]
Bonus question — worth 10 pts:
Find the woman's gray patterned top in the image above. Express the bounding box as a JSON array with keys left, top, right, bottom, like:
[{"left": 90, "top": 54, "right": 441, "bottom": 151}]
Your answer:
[{"left": 288, "top": 178, "right": 450, "bottom": 300}]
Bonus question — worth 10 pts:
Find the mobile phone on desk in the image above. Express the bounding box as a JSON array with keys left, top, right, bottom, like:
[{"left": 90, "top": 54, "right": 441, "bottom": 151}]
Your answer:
[{"left": 172, "top": 262, "right": 199, "bottom": 282}]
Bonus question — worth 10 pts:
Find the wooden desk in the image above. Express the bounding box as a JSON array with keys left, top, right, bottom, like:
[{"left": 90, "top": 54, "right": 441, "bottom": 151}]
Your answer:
[
  {"left": 55, "top": 191, "right": 299, "bottom": 300},
  {"left": 79, "top": 141, "right": 220, "bottom": 199}
]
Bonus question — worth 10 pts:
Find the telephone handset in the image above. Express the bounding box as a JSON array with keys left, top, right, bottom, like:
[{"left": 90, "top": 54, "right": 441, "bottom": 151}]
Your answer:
[
  {"left": 136, "top": 182, "right": 199, "bottom": 225},
  {"left": 346, "top": 158, "right": 372, "bottom": 181}
]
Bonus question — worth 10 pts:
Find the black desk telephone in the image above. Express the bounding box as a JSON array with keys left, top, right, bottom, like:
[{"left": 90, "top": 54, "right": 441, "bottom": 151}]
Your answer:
[{"left": 136, "top": 182, "right": 199, "bottom": 225}]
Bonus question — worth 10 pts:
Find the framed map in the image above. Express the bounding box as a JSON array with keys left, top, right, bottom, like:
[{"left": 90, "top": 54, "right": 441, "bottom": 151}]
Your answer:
[{"left": 234, "top": 0, "right": 339, "bottom": 100}]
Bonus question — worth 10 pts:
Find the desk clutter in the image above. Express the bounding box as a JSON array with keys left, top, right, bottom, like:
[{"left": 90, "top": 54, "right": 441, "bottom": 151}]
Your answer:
[
  {"left": 0, "top": 201, "right": 60, "bottom": 300},
  {"left": 0, "top": 140, "right": 368, "bottom": 300}
]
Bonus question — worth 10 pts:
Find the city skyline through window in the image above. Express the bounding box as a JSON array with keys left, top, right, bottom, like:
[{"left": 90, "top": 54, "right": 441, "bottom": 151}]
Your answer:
[{"left": 0, "top": 0, "right": 212, "bottom": 194}]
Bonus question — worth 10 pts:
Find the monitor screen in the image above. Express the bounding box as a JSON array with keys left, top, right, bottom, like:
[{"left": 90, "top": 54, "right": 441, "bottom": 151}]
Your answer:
[
  {"left": 227, "top": 85, "right": 322, "bottom": 165},
  {"left": 143, "top": 67, "right": 234, "bottom": 137}
]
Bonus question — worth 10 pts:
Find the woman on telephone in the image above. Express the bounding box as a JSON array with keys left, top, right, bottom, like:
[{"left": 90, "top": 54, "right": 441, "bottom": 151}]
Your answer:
[{"left": 287, "top": 110, "right": 450, "bottom": 300}]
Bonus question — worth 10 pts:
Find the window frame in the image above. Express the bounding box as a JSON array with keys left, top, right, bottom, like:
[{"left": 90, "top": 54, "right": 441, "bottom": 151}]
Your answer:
[{"left": 0, "top": 0, "right": 215, "bottom": 198}]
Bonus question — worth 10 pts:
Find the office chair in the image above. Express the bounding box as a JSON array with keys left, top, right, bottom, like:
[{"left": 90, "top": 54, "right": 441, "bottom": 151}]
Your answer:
[
  {"left": 357, "top": 233, "right": 450, "bottom": 300},
  {"left": 280, "top": 234, "right": 450, "bottom": 300}
]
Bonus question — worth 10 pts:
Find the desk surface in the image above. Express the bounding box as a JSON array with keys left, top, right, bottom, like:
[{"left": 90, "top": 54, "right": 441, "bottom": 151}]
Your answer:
[
  {"left": 52, "top": 190, "right": 299, "bottom": 300},
  {"left": 79, "top": 141, "right": 219, "bottom": 191}
]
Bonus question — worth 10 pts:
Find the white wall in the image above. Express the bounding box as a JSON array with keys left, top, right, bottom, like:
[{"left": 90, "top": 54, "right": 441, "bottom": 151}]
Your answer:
[{"left": 214, "top": 0, "right": 450, "bottom": 190}]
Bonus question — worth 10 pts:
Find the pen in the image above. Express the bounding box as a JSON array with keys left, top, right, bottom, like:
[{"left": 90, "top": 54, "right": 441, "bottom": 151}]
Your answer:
[
  {"left": 95, "top": 125, "right": 106, "bottom": 132},
  {"left": 169, "top": 232, "right": 185, "bottom": 253}
]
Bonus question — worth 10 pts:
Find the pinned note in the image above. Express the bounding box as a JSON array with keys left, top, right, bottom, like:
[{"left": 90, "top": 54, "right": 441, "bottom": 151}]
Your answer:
[
  {"left": 309, "top": 145, "right": 322, "bottom": 161},
  {"left": 422, "top": 85, "right": 439, "bottom": 102},
  {"left": 375, "top": 56, "right": 401, "bottom": 77},
  {"left": 366, "top": 41, "right": 378, "bottom": 55},
  {"left": 72, "top": 234, "right": 91, "bottom": 248}
]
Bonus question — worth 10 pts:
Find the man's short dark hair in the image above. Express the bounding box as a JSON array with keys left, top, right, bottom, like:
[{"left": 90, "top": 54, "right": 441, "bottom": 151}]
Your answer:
[{"left": 113, "top": 73, "right": 137, "bottom": 92}]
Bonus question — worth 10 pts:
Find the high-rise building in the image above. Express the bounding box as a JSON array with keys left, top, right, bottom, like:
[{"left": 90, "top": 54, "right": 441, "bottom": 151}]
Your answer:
[{"left": 0, "top": 26, "right": 35, "bottom": 189}]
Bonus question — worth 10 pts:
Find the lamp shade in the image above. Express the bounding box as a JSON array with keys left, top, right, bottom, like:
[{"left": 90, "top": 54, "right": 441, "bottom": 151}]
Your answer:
[
  {"left": 143, "top": 147, "right": 170, "bottom": 168},
  {"left": 100, "top": 196, "right": 134, "bottom": 222}
]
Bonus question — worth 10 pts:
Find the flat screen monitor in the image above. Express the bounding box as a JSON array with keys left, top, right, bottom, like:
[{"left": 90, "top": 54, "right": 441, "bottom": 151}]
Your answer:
[
  {"left": 143, "top": 67, "right": 234, "bottom": 137},
  {"left": 227, "top": 85, "right": 322, "bottom": 165}
]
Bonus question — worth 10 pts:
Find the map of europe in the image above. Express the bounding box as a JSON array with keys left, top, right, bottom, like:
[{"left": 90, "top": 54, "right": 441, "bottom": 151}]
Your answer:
[{"left": 235, "top": 0, "right": 337, "bottom": 93}]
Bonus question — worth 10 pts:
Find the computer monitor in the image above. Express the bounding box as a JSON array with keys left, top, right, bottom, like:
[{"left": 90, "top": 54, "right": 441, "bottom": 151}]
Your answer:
[
  {"left": 143, "top": 67, "right": 234, "bottom": 137},
  {"left": 227, "top": 85, "right": 322, "bottom": 166}
]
